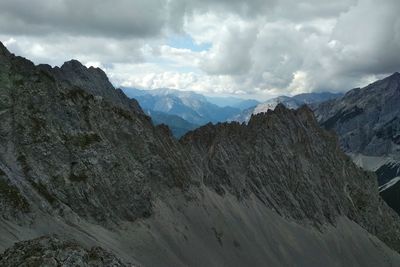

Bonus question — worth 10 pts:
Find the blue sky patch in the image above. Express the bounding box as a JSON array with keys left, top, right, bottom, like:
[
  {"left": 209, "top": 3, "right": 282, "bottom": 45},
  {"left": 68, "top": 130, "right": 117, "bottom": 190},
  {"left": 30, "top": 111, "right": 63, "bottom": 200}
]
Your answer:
[{"left": 167, "top": 35, "right": 211, "bottom": 52}]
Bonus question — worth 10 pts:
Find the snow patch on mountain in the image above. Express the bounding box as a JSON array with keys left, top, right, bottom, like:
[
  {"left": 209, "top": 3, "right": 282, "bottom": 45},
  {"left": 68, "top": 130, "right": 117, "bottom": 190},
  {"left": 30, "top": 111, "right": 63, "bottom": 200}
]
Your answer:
[
  {"left": 350, "top": 153, "right": 394, "bottom": 171},
  {"left": 379, "top": 177, "right": 400, "bottom": 192}
]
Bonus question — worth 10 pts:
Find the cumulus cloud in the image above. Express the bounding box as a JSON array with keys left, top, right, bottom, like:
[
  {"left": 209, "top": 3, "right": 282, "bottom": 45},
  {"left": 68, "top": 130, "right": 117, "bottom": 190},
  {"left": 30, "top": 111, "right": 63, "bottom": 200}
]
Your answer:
[
  {"left": 200, "top": 17, "right": 257, "bottom": 75},
  {"left": 108, "top": 62, "right": 240, "bottom": 95},
  {"left": 329, "top": 0, "right": 400, "bottom": 76},
  {"left": 0, "top": 0, "right": 399, "bottom": 99},
  {"left": 1, "top": 35, "right": 145, "bottom": 66}
]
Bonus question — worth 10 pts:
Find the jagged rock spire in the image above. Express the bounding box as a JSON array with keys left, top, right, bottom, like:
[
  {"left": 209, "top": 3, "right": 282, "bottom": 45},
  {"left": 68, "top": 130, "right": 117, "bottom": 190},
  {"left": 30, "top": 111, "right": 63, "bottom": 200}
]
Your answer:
[{"left": 0, "top": 41, "right": 10, "bottom": 57}]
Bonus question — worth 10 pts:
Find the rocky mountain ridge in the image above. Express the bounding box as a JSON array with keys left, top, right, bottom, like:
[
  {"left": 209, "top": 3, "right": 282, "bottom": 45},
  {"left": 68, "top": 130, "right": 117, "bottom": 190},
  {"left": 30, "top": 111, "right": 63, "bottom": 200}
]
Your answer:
[
  {"left": 1, "top": 41, "right": 400, "bottom": 266},
  {"left": 231, "top": 92, "right": 342, "bottom": 123},
  {"left": 315, "top": 72, "right": 400, "bottom": 214}
]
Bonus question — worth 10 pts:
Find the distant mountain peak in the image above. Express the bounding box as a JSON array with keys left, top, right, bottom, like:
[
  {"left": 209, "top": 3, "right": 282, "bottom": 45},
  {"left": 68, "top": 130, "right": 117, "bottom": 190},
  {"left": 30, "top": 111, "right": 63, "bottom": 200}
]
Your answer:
[
  {"left": 274, "top": 102, "right": 289, "bottom": 112},
  {"left": 0, "top": 41, "right": 11, "bottom": 57},
  {"left": 61, "top": 59, "right": 85, "bottom": 69},
  {"left": 391, "top": 71, "right": 400, "bottom": 77},
  {"left": 122, "top": 87, "right": 242, "bottom": 126},
  {"left": 60, "top": 59, "right": 109, "bottom": 81},
  {"left": 388, "top": 71, "right": 400, "bottom": 81},
  {"left": 230, "top": 92, "right": 342, "bottom": 123},
  {"left": 366, "top": 71, "right": 400, "bottom": 87}
]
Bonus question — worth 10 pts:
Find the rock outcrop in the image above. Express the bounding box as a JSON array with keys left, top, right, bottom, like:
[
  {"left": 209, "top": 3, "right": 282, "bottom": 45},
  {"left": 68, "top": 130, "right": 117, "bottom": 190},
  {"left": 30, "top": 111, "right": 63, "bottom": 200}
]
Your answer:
[
  {"left": 0, "top": 236, "right": 133, "bottom": 267},
  {"left": 1, "top": 42, "right": 400, "bottom": 266},
  {"left": 0, "top": 46, "right": 197, "bottom": 224},
  {"left": 182, "top": 104, "right": 400, "bottom": 249}
]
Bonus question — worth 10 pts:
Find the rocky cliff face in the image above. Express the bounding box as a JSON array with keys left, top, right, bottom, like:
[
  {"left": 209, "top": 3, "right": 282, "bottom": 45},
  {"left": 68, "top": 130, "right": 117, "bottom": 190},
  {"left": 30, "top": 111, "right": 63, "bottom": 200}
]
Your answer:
[
  {"left": 0, "top": 41, "right": 198, "bottom": 225},
  {"left": 182, "top": 105, "right": 400, "bottom": 247},
  {"left": 1, "top": 42, "right": 400, "bottom": 266},
  {"left": 315, "top": 73, "right": 400, "bottom": 214}
]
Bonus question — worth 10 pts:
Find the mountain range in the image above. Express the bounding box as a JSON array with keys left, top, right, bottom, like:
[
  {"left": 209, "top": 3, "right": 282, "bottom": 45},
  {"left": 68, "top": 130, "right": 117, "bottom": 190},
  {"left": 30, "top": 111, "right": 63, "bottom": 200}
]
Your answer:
[
  {"left": 204, "top": 95, "right": 260, "bottom": 110},
  {"left": 122, "top": 88, "right": 242, "bottom": 125},
  {"left": 231, "top": 92, "right": 343, "bottom": 123},
  {"left": 123, "top": 88, "right": 343, "bottom": 137},
  {"left": 1, "top": 42, "right": 400, "bottom": 266}
]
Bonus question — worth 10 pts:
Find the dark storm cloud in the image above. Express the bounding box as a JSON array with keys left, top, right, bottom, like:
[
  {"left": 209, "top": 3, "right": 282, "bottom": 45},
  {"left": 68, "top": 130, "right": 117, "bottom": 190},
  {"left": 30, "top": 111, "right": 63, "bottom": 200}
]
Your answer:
[
  {"left": 172, "top": 0, "right": 356, "bottom": 21},
  {"left": 0, "top": 0, "right": 356, "bottom": 38},
  {"left": 0, "top": 0, "right": 168, "bottom": 38}
]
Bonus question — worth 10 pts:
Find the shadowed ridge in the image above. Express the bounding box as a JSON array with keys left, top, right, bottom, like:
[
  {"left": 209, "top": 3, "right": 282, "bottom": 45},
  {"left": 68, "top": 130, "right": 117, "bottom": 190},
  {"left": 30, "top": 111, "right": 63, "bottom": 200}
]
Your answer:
[
  {"left": 61, "top": 59, "right": 86, "bottom": 70},
  {"left": 274, "top": 102, "right": 289, "bottom": 113},
  {"left": 247, "top": 102, "right": 295, "bottom": 127},
  {"left": 387, "top": 71, "right": 400, "bottom": 80},
  {"left": 37, "top": 58, "right": 143, "bottom": 112},
  {"left": 365, "top": 71, "right": 400, "bottom": 90},
  {"left": 59, "top": 60, "right": 114, "bottom": 87},
  {"left": 295, "top": 104, "right": 320, "bottom": 127},
  {"left": 183, "top": 104, "right": 317, "bottom": 143},
  {"left": 57, "top": 59, "right": 115, "bottom": 92},
  {"left": 115, "top": 88, "right": 144, "bottom": 114},
  {"left": 0, "top": 41, "right": 11, "bottom": 57},
  {"left": 185, "top": 107, "right": 400, "bottom": 254}
]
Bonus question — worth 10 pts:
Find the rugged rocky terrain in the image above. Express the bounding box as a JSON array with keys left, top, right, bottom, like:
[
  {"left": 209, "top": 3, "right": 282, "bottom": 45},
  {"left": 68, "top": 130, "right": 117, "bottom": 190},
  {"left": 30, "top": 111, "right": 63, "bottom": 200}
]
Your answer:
[
  {"left": 1, "top": 41, "right": 400, "bottom": 266},
  {"left": 0, "top": 236, "right": 132, "bottom": 266},
  {"left": 315, "top": 73, "right": 400, "bottom": 214}
]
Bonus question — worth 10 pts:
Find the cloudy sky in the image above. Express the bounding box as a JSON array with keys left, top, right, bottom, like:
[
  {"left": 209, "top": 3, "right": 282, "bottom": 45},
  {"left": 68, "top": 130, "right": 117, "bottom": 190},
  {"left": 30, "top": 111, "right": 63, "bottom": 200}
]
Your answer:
[{"left": 1, "top": 0, "right": 399, "bottom": 100}]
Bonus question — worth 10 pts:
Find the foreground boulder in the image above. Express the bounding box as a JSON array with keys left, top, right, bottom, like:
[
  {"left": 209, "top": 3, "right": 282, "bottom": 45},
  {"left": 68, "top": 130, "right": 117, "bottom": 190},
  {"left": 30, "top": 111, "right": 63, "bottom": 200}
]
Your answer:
[{"left": 0, "top": 236, "right": 132, "bottom": 267}]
